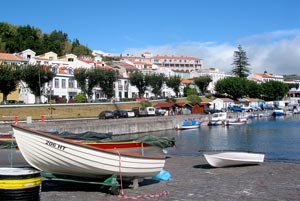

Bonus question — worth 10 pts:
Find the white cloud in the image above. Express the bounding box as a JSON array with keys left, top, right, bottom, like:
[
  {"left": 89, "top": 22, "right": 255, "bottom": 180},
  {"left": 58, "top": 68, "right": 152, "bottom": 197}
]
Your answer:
[{"left": 99, "top": 29, "right": 300, "bottom": 75}]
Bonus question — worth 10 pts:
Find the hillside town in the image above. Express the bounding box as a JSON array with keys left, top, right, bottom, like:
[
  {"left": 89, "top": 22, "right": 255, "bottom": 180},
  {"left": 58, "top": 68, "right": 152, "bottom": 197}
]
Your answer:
[{"left": 0, "top": 49, "right": 300, "bottom": 109}]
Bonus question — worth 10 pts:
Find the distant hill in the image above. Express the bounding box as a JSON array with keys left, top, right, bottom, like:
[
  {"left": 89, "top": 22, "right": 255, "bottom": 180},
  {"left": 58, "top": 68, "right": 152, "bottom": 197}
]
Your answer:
[
  {"left": 283, "top": 74, "right": 300, "bottom": 81},
  {"left": 0, "top": 22, "right": 93, "bottom": 57}
]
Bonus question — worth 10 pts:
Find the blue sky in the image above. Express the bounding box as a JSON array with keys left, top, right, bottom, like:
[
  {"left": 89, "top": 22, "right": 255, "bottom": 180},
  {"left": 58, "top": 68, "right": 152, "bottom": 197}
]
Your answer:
[{"left": 1, "top": 0, "right": 300, "bottom": 75}]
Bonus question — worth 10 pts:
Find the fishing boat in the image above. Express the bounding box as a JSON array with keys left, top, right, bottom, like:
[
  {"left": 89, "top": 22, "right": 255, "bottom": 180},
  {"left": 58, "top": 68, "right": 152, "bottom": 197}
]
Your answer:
[
  {"left": 203, "top": 151, "right": 265, "bottom": 168},
  {"left": 273, "top": 108, "right": 285, "bottom": 116},
  {"left": 73, "top": 138, "right": 173, "bottom": 156},
  {"left": 175, "top": 119, "right": 201, "bottom": 130},
  {"left": 222, "top": 117, "right": 247, "bottom": 126},
  {"left": 208, "top": 112, "right": 227, "bottom": 126},
  {"left": 0, "top": 132, "right": 16, "bottom": 148},
  {"left": 11, "top": 124, "right": 166, "bottom": 178}
]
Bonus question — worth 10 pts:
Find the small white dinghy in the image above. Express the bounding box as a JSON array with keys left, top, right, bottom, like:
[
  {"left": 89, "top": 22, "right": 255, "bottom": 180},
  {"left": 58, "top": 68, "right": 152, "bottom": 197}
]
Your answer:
[{"left": 204, "top": 151, "right": 265, "bottom": 168}]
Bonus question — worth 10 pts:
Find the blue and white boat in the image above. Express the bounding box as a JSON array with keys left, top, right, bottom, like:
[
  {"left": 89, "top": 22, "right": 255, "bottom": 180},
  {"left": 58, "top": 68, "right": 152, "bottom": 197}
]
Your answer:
[
  {"left": 175, "top": 119, "right": 201, "bottom": 130},
  {"left": 273, "top": 108, "right": 285, "bottom": 116}
]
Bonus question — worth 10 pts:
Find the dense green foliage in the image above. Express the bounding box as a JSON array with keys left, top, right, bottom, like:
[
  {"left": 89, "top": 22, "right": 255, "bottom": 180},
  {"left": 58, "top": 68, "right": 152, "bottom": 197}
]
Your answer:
[
  {"left": 194, "top": 76, "right": 212, "bottom": 95},
  {"left": 0, "top": 64, "right": 21, "bottom": 103},
  {"left": 20, "top": 65, "right": 56, "bottom": 103},
  {"left": 187, "top": 94, "right": 202, "bottom": 103},
  {"left": 0, "top": 22, "right": 93, "bottom": 56},
  {"left": 74, "top": 93, "right": 87, "bottom": 103},
  {"left": 165, "top": 75, "right": 182, "bottom": 97},
  {"left": 74, "top": 68, "right": 119, "bottom": 100},
  {"left": 140, "top": 100, "right": 152, "bottom": 107},
  {"left": 129, "top": 71, "right": 147, "bottom": 97},
  {"left": 215, "top": 77, "right": 248, "bottom": 100},
  {"left": 145, "top": 73, "right": 165, "bottom": 98},
  {"left": 261, "top": 80, "right": 289, "bottom": 101},
  {"left": 231, "top": 45, "right": 251, "bottom": 77},
  {"left": 215, "top": 77, "right": 289, "bottom": 101}
]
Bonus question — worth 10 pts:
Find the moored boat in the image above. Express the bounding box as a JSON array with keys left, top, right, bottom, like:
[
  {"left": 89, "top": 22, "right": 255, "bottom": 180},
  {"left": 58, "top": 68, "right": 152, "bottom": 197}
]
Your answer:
[
  {"left": 208, "top": 112, "right": 227, "bottom": 126},
  {"left": 273, "top": 109, "right": 285, "bottom": 116},
  {"left": 11, "top": 124, "right": 166, "bottom": 178},
  {"left": 175, "top": 119, "right": 201, "bottom": 130},
  {"left": 204, "top": 151, "right": 265, "bottom": 168}
]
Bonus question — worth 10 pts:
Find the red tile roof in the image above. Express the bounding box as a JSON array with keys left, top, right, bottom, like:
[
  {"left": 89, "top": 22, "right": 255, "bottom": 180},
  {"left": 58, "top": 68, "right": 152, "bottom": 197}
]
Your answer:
[
  {"left": 152, "top": 55, "right": 202, "bottom": 60},
  {"left": 0, "top": 53, "right": 21, "bottom": 61}
]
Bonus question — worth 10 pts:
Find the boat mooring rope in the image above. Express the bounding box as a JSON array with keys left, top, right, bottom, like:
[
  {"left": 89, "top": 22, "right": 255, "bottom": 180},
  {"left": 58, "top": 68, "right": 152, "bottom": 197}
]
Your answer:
[{"left": 117, "top": 151, "right": 170, "bottom": 199}]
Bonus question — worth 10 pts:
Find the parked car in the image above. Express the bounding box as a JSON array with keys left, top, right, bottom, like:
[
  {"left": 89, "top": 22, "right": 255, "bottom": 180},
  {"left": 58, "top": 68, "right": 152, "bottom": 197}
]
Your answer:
[
  {"left": 113, "top": 110, "right": 128, "bottom": 118},
  {"left": 98, "top": 110, "right": 114, "bottom": 119},
  {"left": 132, "top": 107, "right": 147, "bottom": 117},
  {"left": 126, "top": 110, "right": 135, "bottom": 118},
  {"left": 262, "top": 104, "right": 275, "bottom": 110},
  {"left": 228, "top": 105, "right": 245, "bottom": 112},
  {"left": 204, "top": 108, "right": 222, "bottom": 114},
  {"left": 155, "top": 107, "right": 166, "bottom": 116},
  {"left": 146, "top": 107, "right": 156, "bottom": 116}
]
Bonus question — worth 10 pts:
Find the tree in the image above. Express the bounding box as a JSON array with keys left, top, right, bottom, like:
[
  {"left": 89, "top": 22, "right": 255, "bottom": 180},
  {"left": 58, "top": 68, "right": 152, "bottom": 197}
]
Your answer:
[
  {"left": 261, "top": 80, "right": 289, "bottom": 101},
  {"left": 74, "top": 68, "right": 118, "bottom": 101},
  {"left": 215, "top": 77, "right": 248, "bottom": 100},
  {"left": 98, "top": 69, "right": 119, "bottom": 98},
  {"left": 165, "top": 75, "right": 182, "bottom": 97},
  {"left": 0, "top": 64, "right": 21, "bottom": 104},
  {"left": 187, "top": 94, "right": 201, "bottom": 103},
  {"left": 20, "top": 65, "right": 56, "bottom": 103},
  {"left": 74, "top": 68, "right": 88, "bottom": 98},
  {"left": 0, "top": 22, "right": 93, "bottom": 57},
  {"left": 129, "top": 71, "right": 147, "bottom": 97},
  {"left": 194, "top": 76, "right": 212, "bottom": 95},
  {"left": 246, "top": 80, "right": 261, "bottom": 98},
  {"left": 231, "top": 45, "right": 251, "bottom": 78},
  {"left": 145, "top": 73, "right": 165, "bottom": 98}
]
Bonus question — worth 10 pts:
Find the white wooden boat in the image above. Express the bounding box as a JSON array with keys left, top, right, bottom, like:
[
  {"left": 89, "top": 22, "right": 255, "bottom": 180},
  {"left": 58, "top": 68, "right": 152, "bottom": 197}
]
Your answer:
[
  {"left": 11, "top": 124, "right": 166, "bottom": 178},
  {"left": 204, "top": 151, "right": 265, "bottom": 168},
  {"left": 223, "top": 118, "right": 247, "bottom": 126},
  {"left": 208, "top": 112, "right": 227, "bottom": 126}
]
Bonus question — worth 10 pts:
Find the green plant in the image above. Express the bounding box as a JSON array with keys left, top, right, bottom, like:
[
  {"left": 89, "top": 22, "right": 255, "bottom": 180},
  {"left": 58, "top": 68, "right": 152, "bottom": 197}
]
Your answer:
[
  {"left": 74, "top": 93, "right": 87, "bottom": 103},
  {"left": 140, "top": 100, "right": 152, "bottom": 107}
]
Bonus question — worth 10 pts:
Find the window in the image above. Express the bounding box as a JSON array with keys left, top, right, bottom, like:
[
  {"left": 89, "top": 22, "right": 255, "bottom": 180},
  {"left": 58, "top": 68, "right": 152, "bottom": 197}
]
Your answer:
[
  {"left": 68, "top": 58, "right": 74, "bottom": 62},
  {"left": 68, "top": 67, "right": 73, "bottom": 75},
  {"left": 62, "top": 79, "right": 66, "bottom": 88},
  {"left": 54, "top": 79, "right": 59, "bottom": 88},
  {"left": 68, "top": 79, "right": 74, "bottom": 88}
]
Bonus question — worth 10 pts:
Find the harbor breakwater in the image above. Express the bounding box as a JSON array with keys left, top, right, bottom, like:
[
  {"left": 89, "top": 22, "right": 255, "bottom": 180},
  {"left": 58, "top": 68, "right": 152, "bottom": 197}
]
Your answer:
[{"left": 0, "top": 114, "right": 208, "bottom": 135}]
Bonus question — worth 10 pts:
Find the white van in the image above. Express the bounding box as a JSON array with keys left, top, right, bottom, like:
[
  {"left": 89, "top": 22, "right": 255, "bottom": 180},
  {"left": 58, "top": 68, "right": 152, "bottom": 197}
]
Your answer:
[{"left": 146, "top": 107, "right": 156, "bottom": 116}]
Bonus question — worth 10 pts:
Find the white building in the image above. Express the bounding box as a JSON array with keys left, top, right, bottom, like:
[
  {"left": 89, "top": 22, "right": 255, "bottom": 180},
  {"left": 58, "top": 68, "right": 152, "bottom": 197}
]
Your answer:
[{"left": 190, "top": 67, "right": 232, "bottom": 94}]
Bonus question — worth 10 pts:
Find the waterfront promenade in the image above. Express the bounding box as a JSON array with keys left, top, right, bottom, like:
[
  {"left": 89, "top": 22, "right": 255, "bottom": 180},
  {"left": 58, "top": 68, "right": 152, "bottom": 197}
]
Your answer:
[
  {"left": 40, "top": 155, "right": 300, "bottom": 201},
  {"left": 1, "top": 150, "right": 299, "bottom": 201}
]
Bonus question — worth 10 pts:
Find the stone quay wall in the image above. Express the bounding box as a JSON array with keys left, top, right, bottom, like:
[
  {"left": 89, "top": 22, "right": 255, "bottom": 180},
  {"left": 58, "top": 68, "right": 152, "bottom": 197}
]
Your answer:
[{"left": 1, "top": 114, "right": 209, "bottom": 135}]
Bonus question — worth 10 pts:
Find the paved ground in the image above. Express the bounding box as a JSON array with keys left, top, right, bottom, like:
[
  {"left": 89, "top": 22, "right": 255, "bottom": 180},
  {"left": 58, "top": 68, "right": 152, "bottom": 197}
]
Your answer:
[{"left": 1, "top": 149, "right": 300, "bottom": 201}]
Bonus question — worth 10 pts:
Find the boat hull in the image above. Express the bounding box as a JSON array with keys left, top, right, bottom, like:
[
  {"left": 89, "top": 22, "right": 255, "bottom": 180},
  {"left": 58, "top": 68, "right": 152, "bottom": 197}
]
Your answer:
[
  {"left": 79, "top": 140, "right": 165, "bottom": 156},
  {"left": 12, "top": 124, "right": 166, "bottom": 178},
  {"left": 175, "top": 124, "right": 200, "bottom": 130},
  {"left": 204, "top": 152, "right": 265, "bottom": 168}
]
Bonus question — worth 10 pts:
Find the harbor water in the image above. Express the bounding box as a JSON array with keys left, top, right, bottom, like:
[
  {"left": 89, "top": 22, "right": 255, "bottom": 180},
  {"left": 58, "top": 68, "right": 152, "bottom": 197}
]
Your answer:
[{"left": 153, "top": 114, "right": 300, "bottom": 163}]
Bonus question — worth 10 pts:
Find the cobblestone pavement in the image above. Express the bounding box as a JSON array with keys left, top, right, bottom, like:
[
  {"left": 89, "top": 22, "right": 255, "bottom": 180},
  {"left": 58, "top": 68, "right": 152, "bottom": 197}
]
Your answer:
[
  {"left": 41, "top": 155, "right": 300, "bottom": 201},
  {"left": 1, "top": 150, "right": 300, "bottom": 201}
]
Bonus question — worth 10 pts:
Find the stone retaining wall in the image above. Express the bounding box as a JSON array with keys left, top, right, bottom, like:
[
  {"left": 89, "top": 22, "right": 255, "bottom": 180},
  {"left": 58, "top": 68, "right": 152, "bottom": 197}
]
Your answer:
[{"left": 2, "top": 114, "right": 209, "bottom": 135}]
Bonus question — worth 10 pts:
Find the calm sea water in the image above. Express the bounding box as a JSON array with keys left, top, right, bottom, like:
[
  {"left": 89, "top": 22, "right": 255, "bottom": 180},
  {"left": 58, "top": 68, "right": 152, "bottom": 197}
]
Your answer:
[{"left": 150, "top": 114, "right": 300, "bottom": 163}]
